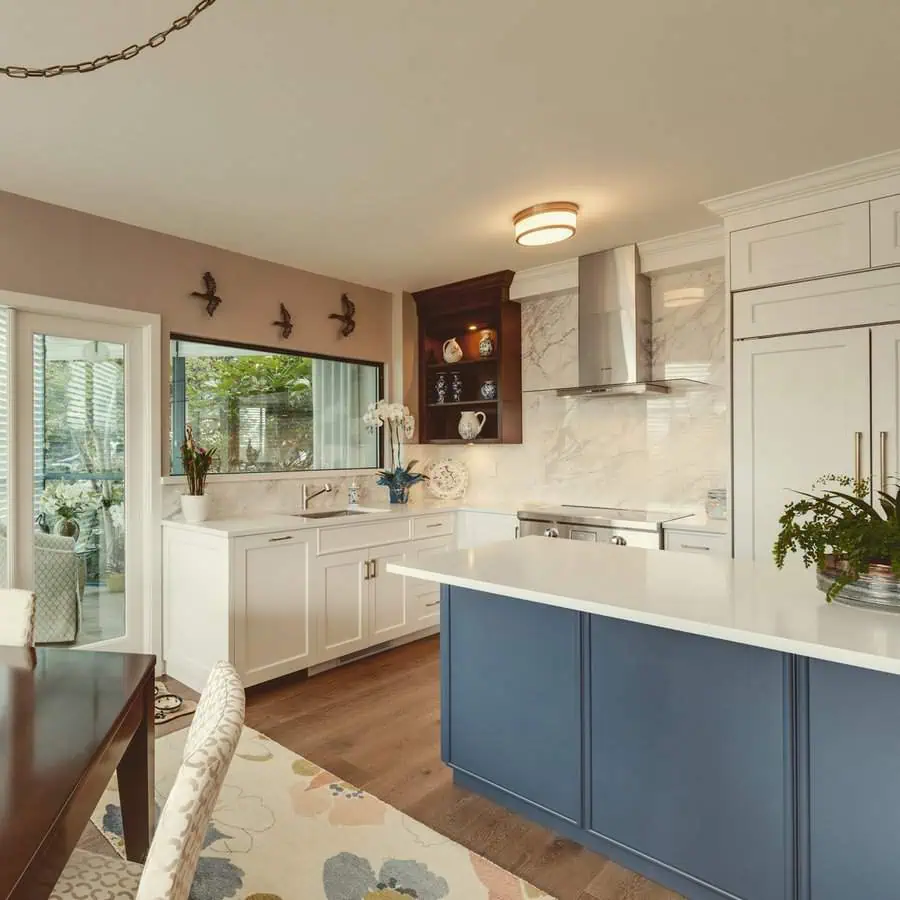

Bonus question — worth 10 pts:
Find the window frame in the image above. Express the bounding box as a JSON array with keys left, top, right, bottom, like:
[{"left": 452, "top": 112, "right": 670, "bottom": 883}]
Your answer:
[{"left": 169, "top": 333, "right": 385, "bottom": 476}]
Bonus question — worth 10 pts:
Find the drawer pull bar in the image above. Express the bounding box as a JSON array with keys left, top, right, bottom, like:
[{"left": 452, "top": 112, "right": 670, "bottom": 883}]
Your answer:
[
  {"left": 426, "top": 523, "right": 443, "bottom": 529},
  {"left": 680, "top": 543, "right": 710, "bottom": 551},
  {"left": 425, "top": 600, "right": 440, "bottom": 608},
  {"left": 268, "top": 535, "right": 294, "bottom": 543}
]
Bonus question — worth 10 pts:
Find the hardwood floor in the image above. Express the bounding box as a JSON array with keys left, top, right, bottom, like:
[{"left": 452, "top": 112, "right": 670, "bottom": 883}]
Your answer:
[{"left": 82, "top": 636, "right": 681, "bottom": 900}]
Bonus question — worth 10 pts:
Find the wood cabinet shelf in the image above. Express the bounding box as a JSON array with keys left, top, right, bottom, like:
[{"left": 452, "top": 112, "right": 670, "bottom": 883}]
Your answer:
[
  {"left": 426, "top": 357, "right": 498, "bottom": 369},
  {"left": 426, "top": 399, "right": 498, "bottom": 408},
  {"left": 413, "top": 270, "right": 521, "bottom": 445}
]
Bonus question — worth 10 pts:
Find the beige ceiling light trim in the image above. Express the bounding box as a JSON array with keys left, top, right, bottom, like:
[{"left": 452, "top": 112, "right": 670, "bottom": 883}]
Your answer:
[{"left": 513, "top": 202, "right": 579, "bottom": 247}]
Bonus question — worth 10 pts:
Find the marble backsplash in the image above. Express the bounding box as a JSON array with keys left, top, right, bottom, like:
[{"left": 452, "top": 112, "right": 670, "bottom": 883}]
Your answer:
[
  {"left": 410, "top": 262, "right": 728, "bottom": 512},
  {"left": 162, "top": 472, "right": 382, "bottom": 520}
]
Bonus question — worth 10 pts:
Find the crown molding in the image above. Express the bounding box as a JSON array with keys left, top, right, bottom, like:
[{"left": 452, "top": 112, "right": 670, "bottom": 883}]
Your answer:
[
  {"left": 509, "top": 258, "right": 578, "bottom": 301},
  {"left": 703, "top": 149, "right": 900, "bottom": 225},
  {"left": 637, "top": 226, "right": 724, "bottom": 274}
]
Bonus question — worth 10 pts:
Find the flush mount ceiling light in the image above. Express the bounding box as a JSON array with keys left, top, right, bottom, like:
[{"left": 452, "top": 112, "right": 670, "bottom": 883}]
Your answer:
[
  {"left": 0, "top": 0, "right": 218, "bottom": 78},
  {"left": 663, "top": 287, "right": 707, "bottom": 308},
  {"left": 513, "top": 202, "right": 579, "bottom": 247}
]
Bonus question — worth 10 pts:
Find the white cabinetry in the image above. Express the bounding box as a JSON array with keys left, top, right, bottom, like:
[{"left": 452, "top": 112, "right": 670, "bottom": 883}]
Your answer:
[
  {"left": 369, "top": 543, "right": 413, "bottom": 643},
  {"left": 407, "top": 536, "right": 453, "bottom": 628},
  {"left": 232, "top": 532, "right": 314, "bottom": 686},
  {"left": 457, "top": 510, "right": 519, "bottom": 548},
  {"left": 730, "top": 203, "right": 870, "bottom": 291},
  {"left": 733, "top": 268, "right": 900, "bottom": 340},
  {"left": 871, "top": 324, "right": 900, "bottom": 498},
  {"left": 733, "top": 330, "right": 871, "bottom": 564},
  {"left": 163, "top": 512, "right": 457, "bottom": 691},
  {"left": 871, "top": 195, "right": 900, "bottom": 267},
  {"left": 664, "top": 529, "right": 729, "bottom": 556},
  {"left": 317, "top": 548, "right": 370, "bottom": 658}
]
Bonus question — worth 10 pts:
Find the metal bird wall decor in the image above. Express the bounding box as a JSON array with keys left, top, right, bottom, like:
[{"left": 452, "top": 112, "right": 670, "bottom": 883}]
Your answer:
[
  {"left": 329, "top": 293, "right": 356, "bottom": 337},
  {"left": 272, "top": 303, "right": 293, "bottom": 339},
  {"left": 190, "top": 271, "right": 222, "bottom": 317}
]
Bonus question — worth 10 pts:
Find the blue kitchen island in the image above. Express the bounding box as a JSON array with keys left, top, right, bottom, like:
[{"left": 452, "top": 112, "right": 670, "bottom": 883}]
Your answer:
[{"left": 388, "top": 537, "right": 900, "bottom": 900}]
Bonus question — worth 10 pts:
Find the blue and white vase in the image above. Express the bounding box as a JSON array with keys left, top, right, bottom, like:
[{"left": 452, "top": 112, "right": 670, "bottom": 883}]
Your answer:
[
  {"left": 480, "top": 379, "right": 497, "bottom": 400},
  {"left": 450, "top": 372, "right": 463, "bottom": 402},
  {"left": 478, "top": 330, "right": 495, "bottom": 357}
]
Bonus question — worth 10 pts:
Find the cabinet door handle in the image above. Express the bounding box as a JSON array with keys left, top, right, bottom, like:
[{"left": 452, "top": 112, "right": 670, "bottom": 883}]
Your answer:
[
  {"left": 515, "top": 525, "right": 520, "bottom": 539},
  {"left": 880, "top": 431, "right": 889, "bottom": 495},
  {"left": 425, "top": 599, "right": 440, "bottom": 608},
  {"left": 363, "top": 560, "right": 371, "bottom": 581},
  {"left": 371, "top": 559, "right": 377, "bottom": 578},
  {"left": 854, "top": 431, "right": 864, "bottom": 485},
  {"left": 680, "top": 543, "right": 710, "bottom": 551},
  {"left": 268, "top": 535, "right": 293, "bottom": 543}
]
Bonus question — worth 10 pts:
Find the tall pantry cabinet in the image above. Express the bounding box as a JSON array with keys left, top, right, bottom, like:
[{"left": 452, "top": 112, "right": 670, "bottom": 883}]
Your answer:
[{"left": 729, "top": 196, "right": 900, "bottom": 564}]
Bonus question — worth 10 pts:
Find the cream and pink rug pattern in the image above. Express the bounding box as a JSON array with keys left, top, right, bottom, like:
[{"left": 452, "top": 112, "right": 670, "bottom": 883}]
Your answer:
[{"left": 93, "top": 726, "right": 555, "bottom": 900}]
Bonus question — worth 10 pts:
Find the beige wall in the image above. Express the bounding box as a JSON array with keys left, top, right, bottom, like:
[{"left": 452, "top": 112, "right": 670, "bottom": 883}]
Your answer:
[{"left": 0, "top": 190, "right": 393, "bottom": 470}]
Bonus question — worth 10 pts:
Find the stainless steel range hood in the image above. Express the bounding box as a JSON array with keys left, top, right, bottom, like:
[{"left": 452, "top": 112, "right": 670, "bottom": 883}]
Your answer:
[{"left": 556, "top": 245, "right": 672, "bottom": 398}]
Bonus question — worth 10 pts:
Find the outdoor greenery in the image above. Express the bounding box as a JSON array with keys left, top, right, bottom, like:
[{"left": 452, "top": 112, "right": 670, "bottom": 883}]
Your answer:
[
  {"left": 773, "top": 473, "right": 900, "bottom": 601},
  {"left": 181, "top": 352, "right": 314, "bottom": 472}
]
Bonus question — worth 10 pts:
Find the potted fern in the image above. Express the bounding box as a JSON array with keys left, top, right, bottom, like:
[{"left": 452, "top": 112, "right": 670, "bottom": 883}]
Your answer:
[{"left": 774, "top": 473, "right": 900, "bottom": 608}]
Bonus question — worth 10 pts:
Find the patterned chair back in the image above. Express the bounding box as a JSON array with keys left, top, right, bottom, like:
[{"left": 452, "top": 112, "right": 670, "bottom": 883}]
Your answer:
[
  {"left": 0, "top": 590, "right": 36, "bottom": 647},
  {"left": 135, "top": 662, "right": 245, "bottom": 900}
]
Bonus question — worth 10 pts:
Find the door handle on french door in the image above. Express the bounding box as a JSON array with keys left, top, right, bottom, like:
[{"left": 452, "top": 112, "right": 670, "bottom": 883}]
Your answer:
[
  {"left": 855, "top": 432, "right": 863, "bottom": 485},
  {"left": 881, "top": 431, "right": 889, "bottom": 495}
]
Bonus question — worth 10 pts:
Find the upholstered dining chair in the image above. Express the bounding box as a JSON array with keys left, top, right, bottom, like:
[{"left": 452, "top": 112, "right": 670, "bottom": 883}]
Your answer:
[
  {"left": 51, "top": 661, "right": 245, "bottom": 900},
  {"left": 0, "top": 589, "right": 36, "bottom": 647}
]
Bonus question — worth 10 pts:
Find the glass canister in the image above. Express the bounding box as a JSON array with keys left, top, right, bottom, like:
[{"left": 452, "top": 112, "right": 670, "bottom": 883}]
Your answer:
[{"left": 706, "top": 489, "right": 728, "bottom": 520}]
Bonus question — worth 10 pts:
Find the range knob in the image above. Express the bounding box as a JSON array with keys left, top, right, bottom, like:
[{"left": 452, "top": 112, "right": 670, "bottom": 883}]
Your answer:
[
  {"left": 610, "top": 535, "right": 627, "bottom": 546},
  {"left": 544, "top": 527, "right": 560, "bottom": 538}
]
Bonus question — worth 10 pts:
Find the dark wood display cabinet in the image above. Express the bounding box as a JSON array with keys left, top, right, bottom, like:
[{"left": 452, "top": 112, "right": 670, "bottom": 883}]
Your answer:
[{"left": 412, "top": 270, "right": 522, "bottom": 444}]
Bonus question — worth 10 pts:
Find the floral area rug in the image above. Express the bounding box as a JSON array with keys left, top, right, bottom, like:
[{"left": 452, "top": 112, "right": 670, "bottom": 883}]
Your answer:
[{"left": 92, "top": 726, "right": 555, "bottom": 900}]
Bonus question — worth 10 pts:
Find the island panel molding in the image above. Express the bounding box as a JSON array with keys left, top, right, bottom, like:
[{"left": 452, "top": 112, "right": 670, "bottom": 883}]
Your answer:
[{"left": 435, "top": 579, "right": 900, "bottom": 900}]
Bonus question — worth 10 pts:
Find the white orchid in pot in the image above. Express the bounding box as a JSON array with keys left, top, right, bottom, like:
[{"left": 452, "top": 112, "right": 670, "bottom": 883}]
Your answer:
[
  {"left": 364, "top": 401, "right": 426, "bottom": 504},
  {"left": 39, "top": 481, "right": 99, "bottom": 542}
]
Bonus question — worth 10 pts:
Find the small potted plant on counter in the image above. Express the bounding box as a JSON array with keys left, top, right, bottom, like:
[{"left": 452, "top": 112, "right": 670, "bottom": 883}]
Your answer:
[
  {"left": 774, "top": 473, "right": 900, "bottom": 609},
  {"left": 180, "top": 424, "right": 217, "bottom": 523},
  {"left": 364, "top": 400, "right": 426, "bottom": 504}
]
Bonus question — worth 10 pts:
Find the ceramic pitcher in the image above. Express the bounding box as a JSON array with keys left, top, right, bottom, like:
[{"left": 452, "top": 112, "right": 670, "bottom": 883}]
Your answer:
[
  {"left": 442, "top": 337, "right": 463, "bottom": 363},
  {"left": 458, "top": 410, "right": 486, "bottom": 441}
]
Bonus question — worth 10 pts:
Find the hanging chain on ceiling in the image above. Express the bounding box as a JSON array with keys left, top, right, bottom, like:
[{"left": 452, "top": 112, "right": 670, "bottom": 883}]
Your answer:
[{"left": 1, "top": 0, "right": 218, "bottom": 78}]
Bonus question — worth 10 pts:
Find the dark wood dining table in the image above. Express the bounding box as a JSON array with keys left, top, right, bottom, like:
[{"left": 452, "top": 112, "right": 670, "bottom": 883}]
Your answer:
[{"left": 0, "top": 646, "right": 156, "bottom": 900}]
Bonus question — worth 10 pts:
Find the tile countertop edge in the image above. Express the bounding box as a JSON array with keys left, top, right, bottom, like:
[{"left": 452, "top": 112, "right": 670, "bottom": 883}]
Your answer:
[
  {"left": 386, "top": 537, "right": 900, "bottom": 678},
  {"left": 159, "top": 502, "right": 520, "bottom": 537}
]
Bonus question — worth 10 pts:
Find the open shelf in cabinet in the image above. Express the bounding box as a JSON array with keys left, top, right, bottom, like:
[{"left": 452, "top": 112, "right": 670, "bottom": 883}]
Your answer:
[{"left": 413, "top": 270, "right": 521, "bottom": 445}]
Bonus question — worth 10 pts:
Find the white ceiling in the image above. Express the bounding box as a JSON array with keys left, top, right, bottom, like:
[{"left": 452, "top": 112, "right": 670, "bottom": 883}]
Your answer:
[{"left": 2, "top": 0, "right": 900, "bottom": 292}]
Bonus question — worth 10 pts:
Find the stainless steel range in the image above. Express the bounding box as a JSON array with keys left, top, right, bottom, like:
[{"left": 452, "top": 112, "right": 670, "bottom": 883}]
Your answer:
[{"left": 517, "top": 505, "right": 690, "bottom": 549}]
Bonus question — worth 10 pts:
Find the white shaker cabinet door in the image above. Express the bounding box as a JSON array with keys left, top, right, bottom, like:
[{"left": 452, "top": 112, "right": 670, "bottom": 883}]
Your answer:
[
  {"left": 871, "top": 195, "right": 900, "bottom": 267},
  {"left": 368, "top": 543, "right": 413, "bottom": 643},
  {"left": 730, "top": 203, "right": 870, "bottom": 290},
  {"left": 232, "top": 531, "right": 315, "bottom": 686},
  {"left": 315, "top": 547, "right": 370, "bottom": 658},
  {"left": 732, "top": 329, "right": 870, "bottom": 565},
  {"left": 872, "top": 324, "right": 900, "bottom": 502}
]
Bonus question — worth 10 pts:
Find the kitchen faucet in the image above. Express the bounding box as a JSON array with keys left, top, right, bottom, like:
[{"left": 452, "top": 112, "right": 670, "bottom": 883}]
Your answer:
[{"left": 301, "top": 482, "right": 332, "bottom": 511}]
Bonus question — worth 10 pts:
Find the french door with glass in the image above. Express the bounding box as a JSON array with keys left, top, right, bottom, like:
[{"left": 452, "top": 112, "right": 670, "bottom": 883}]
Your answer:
[{"left": 14, "top": 312, "right": 149, "bottom": 652}]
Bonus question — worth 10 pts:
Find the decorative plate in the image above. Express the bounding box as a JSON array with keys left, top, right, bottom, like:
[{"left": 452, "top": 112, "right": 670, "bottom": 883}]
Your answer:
[{"left": 425, "top": 458, "right": 469, "bottom": 500}]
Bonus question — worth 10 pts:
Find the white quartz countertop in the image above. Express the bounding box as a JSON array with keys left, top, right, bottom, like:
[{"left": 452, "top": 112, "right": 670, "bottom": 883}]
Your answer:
[
  {"left": 160, "top": 501, "right": 518, "bottom": 537},
  {"left": 387, "top": 536, "right": 900, "bottom": 676}
]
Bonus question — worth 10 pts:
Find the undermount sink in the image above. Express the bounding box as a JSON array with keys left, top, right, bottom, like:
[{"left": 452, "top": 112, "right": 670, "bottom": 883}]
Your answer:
[{"left": 296, "top": 509, "right": 372, "bottom": 519}]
